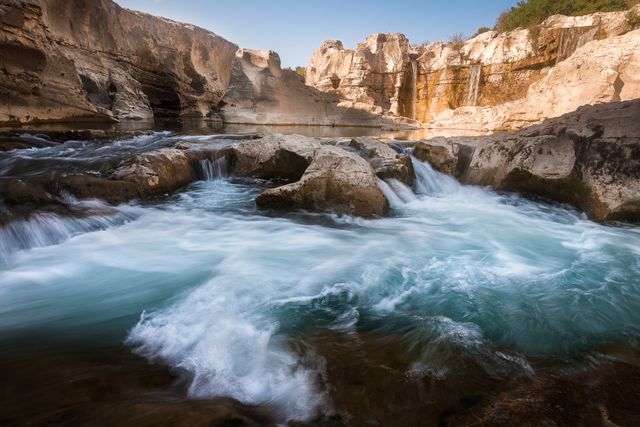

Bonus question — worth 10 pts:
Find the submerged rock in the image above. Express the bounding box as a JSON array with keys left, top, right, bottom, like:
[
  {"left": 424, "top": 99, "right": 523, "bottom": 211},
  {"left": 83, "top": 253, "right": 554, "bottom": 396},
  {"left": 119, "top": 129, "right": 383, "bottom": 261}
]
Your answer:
[
  {"left": 414, "top": 100, "right": 640, "bottom": 222},
  {"left": 231, "top": 134, "right": 388, "bottom": 217}
]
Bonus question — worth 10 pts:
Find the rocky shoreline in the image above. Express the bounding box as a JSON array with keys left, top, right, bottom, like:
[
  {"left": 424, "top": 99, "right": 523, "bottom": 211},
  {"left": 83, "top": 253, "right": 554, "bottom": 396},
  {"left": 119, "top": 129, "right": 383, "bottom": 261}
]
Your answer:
[
  {"left": 1, "top": 100, "right": 638, "bottom": 225},
  {"left": 2, "top": 341, "right": 640, "bottom": 426}
]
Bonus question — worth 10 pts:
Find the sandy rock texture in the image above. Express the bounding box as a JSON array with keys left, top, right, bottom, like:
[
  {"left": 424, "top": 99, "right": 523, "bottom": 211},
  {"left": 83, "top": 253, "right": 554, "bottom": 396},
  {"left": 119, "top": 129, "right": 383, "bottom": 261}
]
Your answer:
[
  {"left": 307, "top": 5, "right": 640, "bottom": 132},
  {"left": 230, "top": 134, "right": 388, "bottom": 217},
  {"left": 0, "top": 0, "right": 238, "bottom": 124}
]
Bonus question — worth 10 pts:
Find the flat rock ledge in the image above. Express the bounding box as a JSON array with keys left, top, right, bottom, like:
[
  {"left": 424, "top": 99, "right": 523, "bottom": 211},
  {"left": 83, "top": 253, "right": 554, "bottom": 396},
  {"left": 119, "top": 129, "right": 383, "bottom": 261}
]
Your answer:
[{"left": 412, "top": 100, "right": 640, "bottom": 222}]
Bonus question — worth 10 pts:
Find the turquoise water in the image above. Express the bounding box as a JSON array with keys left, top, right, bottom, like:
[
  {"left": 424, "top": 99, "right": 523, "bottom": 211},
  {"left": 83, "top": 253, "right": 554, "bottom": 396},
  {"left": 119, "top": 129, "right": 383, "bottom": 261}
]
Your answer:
[{"left": 1, "top": 155, "right": 640, "bottom": 421}]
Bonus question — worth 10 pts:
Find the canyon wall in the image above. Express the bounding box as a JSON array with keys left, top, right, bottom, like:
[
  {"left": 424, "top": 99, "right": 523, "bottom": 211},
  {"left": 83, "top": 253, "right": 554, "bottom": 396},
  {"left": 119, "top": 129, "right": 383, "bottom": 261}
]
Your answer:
[
  {"left": 306, "top": 6, "right": 640, "bottom": 132},
  {"left": 0, "top": 0, "right": 388, "bottom": 127},
  {"left": 220, "top": 48, "right": 388, "bottom": 126},
  {"left": 0, "top": 0, "right": 238, "bottom": 124}
]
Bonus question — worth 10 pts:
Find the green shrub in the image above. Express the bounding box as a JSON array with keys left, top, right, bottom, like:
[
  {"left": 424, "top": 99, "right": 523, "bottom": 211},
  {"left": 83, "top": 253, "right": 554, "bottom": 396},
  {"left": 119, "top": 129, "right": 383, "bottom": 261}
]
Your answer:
[
  {"left": 496, "top": 0, "right": 635, "bottom": 33},
  {"left": 448, "top": 32, "right": 466, "bottom": 50},
  {"left": 473, "top": 27, "right": 492, "bottom": 37},
  {"left": 628, "top": 9, "right": 640, "bottom": 28},
  {"left": 295, "top": 66, "right": 306, "bottom": 78}
]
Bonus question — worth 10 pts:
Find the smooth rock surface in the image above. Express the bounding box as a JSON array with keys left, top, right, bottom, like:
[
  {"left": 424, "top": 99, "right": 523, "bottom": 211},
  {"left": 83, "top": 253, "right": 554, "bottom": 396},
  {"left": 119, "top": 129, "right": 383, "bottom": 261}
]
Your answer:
[
  {"left": 0, "top": 0, "right": 238, "bottom": 124},
  {"left": 231, "top": 135, "right": 388, "bottom": 217}
]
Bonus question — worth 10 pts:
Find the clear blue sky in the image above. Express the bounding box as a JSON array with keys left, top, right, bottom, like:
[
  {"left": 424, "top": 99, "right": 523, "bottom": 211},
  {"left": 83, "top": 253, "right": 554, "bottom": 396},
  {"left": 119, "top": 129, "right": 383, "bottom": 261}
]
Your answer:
[{"left": 115, "top": 0, "right": 516, "bottom": 68}]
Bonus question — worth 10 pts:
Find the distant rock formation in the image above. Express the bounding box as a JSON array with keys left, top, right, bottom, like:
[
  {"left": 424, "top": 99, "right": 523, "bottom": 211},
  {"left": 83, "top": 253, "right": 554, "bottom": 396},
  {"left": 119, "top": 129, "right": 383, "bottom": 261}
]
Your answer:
[
  {"left": 306, "top": 5, "right": 640, "bottom": 132},
  {"left": 0, "top": 0, "right": 393, "bottom": 127},
  {"left": 0, "top": 0, "right": 238, "bottom": 124},
  {"left": 220, "top": 48, "right": 388, "bottom": 126}
]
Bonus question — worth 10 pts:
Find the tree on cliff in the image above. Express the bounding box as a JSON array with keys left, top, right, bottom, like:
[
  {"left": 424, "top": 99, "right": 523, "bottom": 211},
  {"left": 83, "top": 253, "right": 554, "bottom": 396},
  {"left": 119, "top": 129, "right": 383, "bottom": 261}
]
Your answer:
[{"left": 496, "top": 0, "right": 640, "bottom": 32}]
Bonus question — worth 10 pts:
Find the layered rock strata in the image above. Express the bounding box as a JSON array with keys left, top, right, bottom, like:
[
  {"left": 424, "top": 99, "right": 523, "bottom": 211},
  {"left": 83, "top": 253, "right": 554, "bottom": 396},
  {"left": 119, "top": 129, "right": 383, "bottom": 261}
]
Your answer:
[
  {"left": 0, "top": 0, "right": 392, "bottom": 127},
  {"left": 0, "top": 0, "right": 238, "bottom": 124},
  {"left": 307, "top": 6, "right": 640, "bottom": 132}
]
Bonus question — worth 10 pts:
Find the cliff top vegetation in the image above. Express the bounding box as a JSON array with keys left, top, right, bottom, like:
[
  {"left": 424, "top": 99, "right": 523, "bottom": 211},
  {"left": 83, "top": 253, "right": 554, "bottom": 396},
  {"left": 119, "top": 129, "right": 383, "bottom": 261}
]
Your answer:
[{"left": 495, "top": 0, "right": 640, "bottom": 32}]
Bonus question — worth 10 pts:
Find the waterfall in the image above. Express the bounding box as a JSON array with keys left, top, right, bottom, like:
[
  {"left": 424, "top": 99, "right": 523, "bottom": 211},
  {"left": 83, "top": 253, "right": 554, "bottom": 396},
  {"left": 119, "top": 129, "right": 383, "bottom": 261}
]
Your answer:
[
  {"left": 199, "top": 156, "right": 228, "bottom": 180},
  {"left": 412, "top": 157, "right": 462, "bottom": 195},
  {"left": 556, "top": 26, "right": 599, "bottom": 64},
  {"left": 377, "top": 178, "right": 417, "bottom": 209},
  {"left": 0, "top": 210, "right": 137, "bottom": 265},
  {"left": 378, "top": 157, "right": 464, "bottom": 209},
  {"left": 410, "top": 58, "right": 418, "bottom": 120},
  {"left": 467, "top": 64, "right": 482, "bottom": 107}
]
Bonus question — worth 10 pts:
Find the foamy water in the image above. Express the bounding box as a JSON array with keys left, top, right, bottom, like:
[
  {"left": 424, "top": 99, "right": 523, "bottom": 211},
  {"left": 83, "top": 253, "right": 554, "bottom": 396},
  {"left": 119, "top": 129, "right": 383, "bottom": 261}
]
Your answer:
[{"left": 1, "top": 153, "right": 640, "bottom": 421}]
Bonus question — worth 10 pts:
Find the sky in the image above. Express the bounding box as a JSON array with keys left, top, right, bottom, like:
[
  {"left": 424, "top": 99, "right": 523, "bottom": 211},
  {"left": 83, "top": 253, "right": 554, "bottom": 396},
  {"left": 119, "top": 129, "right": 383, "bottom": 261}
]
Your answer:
[{"left": 115, "top": 0, "right": 517, "bottom": 68}]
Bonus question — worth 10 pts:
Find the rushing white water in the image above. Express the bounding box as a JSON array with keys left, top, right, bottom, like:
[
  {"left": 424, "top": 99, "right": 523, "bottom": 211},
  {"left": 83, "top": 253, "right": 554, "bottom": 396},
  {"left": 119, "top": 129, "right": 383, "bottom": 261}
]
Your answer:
[
  {"left": 1, "top": 157, "right": 640, "bottom": 421},
  {"left": 199, "top": 156, "right": 228, "bottom": 180}
]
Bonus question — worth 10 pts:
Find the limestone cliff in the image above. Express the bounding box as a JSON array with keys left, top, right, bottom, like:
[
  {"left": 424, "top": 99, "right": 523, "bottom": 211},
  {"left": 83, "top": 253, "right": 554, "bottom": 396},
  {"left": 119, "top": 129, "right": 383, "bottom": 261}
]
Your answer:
[
  {"left": 307, "top": 5, "right": 640, "bottom": 132},
  {"left": 0, "top": 0, "right": 238, "bottom": 124},
  {"left": 0, "top": 0, "right": 389, "bottom": 127},
  {"left": 220, "top": 48, "right": 387, "bottom": 126}
]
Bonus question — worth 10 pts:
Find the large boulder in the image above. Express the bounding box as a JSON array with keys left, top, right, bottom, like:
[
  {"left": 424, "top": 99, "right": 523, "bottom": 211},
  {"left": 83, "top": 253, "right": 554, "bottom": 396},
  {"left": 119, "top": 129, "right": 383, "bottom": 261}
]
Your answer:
[
  {"left": 1, "top": 141, "right": 222, "bottom": 209},
  {"left": 414, "top": 100, "right": 640, "bottom": 222},
  {"left": 230, "top": 135, "right": 388, "bottom": 217}
]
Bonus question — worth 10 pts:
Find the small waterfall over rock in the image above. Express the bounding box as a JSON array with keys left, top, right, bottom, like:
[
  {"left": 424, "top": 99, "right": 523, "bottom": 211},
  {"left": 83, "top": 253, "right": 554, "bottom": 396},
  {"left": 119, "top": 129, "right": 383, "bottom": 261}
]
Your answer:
[
  {"left": 410, "top": 58, "right": 418, "bottom": 120},
  {"left": 377, "top": 178, "right": 417, "bottom": 209},
  {"left": 199, "top": 156, "right": 228, "bottom": 180},
  {"left": 0, "top": 209, "right": 137, "bottom": 265},
  {"left": 556, "top": 26, "right": 599, "bottom": 64},
  {"left": 412, "top": 158, "right": 462, "bottom": 195},
  {"left": 378, "top": 157, "right": 464, "bottom": 208},
  {"left": 467, "top": 64, "right": 482, "bottom": 107}
]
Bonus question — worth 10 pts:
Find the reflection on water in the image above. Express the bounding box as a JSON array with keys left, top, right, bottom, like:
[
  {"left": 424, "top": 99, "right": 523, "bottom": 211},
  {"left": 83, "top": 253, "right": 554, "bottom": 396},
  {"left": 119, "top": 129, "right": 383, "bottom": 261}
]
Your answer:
[{"left": 0, "top": 118, "right": 489, "bottom": 140}]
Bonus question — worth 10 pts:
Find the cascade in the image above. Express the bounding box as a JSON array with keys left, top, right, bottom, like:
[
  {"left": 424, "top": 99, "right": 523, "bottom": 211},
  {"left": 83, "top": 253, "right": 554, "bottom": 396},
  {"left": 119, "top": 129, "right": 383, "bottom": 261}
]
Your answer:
[
  {"left": 467, "top": 64, "right": 482, "bottom": 107},
  {"left": 199, "top": 156, "right": 228, "bottom": 180},
  {"left": 410, "top": 58, "right": 418, "bottom": 120}
]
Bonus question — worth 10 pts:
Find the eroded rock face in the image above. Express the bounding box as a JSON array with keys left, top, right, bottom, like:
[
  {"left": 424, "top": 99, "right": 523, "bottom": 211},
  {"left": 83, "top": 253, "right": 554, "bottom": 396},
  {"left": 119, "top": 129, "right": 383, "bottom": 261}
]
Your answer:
[
  {"left": 0, "top": 0, "right": 238, "bottom": 124},
  {"left": 230, "top": 134, "right": 388, "bottom": 217},
  {"left": 221, "top": 48, "right": 392, "bottom": 126},
  {"left": 414, "top": 100, "right": 640, "bottom": 222},
  {"left": 307, "top": 6, "right": 640, "bottom": 132}
]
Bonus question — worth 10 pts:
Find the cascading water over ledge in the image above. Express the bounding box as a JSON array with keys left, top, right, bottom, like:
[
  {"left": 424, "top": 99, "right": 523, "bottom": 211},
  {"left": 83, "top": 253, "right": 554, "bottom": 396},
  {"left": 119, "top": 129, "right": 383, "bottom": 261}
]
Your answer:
[{"left": 199, "top": 155, "right": 229, "bottom": 180}]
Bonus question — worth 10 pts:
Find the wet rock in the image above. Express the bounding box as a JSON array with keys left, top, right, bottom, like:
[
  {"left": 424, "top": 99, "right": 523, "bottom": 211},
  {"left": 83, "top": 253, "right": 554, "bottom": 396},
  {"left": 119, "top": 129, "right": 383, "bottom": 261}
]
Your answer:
[
  {"left": 370, "top": 154, "right": 415, "bottom": 186},
  {"left": 349, "top": 137, "right": 415, "bottom": 186},
  {"left": 0, "top": 349, "right": 277, "bottom": 427},
  {"left": 413, "top": 137, "right": 467, "bottom": 176},
  {"left": 447, "top": 360, "right": 640, "bottom": 427},
  {"left": 415, "top": 100, "right": 640, "bottom": 222},
  {"left": 231, "top": 135, "right": 388, "bottom": 217}
]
